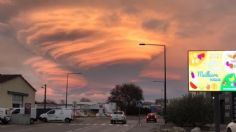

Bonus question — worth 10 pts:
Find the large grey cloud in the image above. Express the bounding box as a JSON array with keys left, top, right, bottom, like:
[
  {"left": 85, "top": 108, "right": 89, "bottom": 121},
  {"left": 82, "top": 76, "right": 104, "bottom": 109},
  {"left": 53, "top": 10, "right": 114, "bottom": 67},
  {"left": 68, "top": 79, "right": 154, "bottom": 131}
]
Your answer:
[{"left": 142, "top": 19, "right": 169, "bottom": 32}]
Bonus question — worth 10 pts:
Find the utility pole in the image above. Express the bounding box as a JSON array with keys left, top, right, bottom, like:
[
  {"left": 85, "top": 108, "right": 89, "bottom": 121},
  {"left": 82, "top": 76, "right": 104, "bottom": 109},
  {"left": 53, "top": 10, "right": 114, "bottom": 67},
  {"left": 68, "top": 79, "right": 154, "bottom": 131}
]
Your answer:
[
  {"left": 42, "top": 84, "right": 47, "bottom": 112},
  {"left": 66, "top": 73, "right": 69, "bottom": 108},
  {"left": 213, "top": 92, "right": 220, "bottom": 132},
  {"left": 137, "top": 101, "right": 142, "bottom": 126},
  {"left": 138, "top": 106, "right": 141, "bottom": 126}
]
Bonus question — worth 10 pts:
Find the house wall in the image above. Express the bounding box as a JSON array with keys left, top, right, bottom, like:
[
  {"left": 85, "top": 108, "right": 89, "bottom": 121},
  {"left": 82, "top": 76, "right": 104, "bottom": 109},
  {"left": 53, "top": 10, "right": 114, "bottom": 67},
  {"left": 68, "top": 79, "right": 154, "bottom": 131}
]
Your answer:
[{"left": 0, "top": 77, "right": 35, "bottom": 108}]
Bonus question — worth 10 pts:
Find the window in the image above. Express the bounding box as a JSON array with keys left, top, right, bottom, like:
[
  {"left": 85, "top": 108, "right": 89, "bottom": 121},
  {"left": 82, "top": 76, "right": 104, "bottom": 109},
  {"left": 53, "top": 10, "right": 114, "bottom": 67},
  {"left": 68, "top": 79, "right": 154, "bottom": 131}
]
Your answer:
[
  {"left": 12, "top": 95, "right": 23, "bottom": 108},
  {"left": 12, "top": 109, "right": 20, "bottom": 114},
  {"left": 48, "top": 110, "right": 55, "bottom": 114},
  {"left": 114, "top": 112, "right": 123, "bottom": 114}
]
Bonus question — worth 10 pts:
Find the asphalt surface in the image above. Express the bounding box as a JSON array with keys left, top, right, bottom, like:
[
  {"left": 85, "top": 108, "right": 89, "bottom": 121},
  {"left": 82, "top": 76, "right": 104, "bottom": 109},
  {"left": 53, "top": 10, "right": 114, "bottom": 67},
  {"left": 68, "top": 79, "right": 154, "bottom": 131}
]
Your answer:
[{"left": 0, "top": 116, "right": 161, "bottom": 132}]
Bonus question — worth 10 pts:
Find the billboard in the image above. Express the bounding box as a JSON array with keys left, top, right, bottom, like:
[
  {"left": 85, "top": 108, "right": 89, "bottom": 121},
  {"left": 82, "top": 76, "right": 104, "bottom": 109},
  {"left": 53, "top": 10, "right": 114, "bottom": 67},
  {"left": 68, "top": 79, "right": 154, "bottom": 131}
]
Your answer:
[{"left": 189, "top": 51, "right": 236, "bottom": 91}]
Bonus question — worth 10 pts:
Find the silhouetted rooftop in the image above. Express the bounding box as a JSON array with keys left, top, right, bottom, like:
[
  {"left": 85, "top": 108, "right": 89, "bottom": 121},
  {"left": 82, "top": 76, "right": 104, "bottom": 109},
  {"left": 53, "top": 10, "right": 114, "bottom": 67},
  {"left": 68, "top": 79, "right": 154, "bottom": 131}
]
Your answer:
[
  {"left": 0, "top": 74, "right": 21, "bottom": 83},
  {"left": 0, "top": 74, "right": 36, "bottom": 91}
]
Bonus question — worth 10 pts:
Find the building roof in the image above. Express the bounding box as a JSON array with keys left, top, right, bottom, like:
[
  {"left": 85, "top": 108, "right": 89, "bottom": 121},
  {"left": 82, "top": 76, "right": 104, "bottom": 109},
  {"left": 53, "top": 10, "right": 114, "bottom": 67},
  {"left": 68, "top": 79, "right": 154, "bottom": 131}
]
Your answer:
[{"left": 0, "top": 74, "right": 36, "bottom": 92}]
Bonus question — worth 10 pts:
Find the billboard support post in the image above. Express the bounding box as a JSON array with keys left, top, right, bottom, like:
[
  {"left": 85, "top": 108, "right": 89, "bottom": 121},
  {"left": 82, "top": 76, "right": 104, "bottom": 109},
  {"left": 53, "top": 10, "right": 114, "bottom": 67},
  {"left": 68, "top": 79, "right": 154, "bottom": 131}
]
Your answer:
[{"left": 213, "top": 92, "right": 220, "bottom": 132}]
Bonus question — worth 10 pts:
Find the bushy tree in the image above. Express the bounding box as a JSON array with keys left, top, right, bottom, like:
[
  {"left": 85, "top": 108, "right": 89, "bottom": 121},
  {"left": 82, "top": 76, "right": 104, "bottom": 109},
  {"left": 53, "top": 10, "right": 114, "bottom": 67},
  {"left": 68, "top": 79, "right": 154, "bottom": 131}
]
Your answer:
[
  {"left": 166, "top": 94, "right": 213, "bottom": 127},
  {"left": 108, "top": 83, "right": 143, "bottom": 114}
]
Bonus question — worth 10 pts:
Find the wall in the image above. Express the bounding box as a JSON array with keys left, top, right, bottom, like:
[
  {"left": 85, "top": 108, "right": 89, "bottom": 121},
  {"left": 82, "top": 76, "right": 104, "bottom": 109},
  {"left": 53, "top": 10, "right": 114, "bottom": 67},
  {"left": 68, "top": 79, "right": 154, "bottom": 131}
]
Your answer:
[{"left": 0, "top": 77, "right": 35, "bottom": 108}]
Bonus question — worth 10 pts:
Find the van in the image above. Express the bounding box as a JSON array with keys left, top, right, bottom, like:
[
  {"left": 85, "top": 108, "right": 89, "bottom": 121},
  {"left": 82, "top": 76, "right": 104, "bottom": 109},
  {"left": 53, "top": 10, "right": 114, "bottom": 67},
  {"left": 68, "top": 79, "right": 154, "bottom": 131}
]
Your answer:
[
  {"left": 0, "top": 108, "right": 11, "bottom": 124},
  {"left": 40, "top": 109, "right": 73, "bottom": 123},
  {"left": 11, "top": 108, "right": 37, "bottom": 124}
]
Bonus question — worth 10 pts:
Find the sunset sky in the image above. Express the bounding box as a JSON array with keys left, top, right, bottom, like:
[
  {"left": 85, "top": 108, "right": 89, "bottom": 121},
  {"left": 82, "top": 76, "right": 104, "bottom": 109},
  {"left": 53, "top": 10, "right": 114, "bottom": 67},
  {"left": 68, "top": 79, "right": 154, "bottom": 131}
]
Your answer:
[{"left": 1, "top": 0, "right": 236, "bottom": 103}]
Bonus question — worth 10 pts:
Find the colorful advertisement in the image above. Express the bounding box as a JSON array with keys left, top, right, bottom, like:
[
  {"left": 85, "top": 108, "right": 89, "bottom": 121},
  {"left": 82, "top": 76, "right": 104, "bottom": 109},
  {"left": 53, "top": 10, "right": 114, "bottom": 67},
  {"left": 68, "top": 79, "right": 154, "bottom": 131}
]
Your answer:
[{"left": 189, "top": 51, "right": 236, "bottom": 91}]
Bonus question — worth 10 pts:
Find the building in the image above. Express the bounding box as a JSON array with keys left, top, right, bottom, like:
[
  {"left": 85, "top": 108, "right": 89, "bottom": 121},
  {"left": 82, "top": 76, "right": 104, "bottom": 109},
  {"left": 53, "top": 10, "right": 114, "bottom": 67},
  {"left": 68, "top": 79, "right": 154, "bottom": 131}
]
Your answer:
[
  {"left": 0, "top": 74, "right": 36, "bottom": 108},
  {"left": 220, "top": 92, "right": 236, "bottom": 123},
  {"left": 191, "top": 91, "right": 236, "bottom": 124}
]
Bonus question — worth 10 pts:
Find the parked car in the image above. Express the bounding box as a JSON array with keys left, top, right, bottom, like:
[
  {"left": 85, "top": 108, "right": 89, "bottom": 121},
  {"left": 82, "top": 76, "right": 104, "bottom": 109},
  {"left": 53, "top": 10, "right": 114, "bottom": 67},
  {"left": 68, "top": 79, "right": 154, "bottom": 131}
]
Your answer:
[
  {"left": 105, "top": 112, "right": 112, "bottom": 117},
  {"left": 110, "top": 111, "right": 126, "bottom": 124},
  {"left": 11, "top": 108, "right": 37, "bottom": 124},
  {"left": 146, "top": 113, "right": 157, "bottom": 123},
  {"left": 226, "top": 120, "right": 236, "bottom": 132},
  {"left": 40, "top": 109, "right": 73, "bottom": 123},
  {"left": 0, "top": 108, "right": 11, "bottom": 124}
]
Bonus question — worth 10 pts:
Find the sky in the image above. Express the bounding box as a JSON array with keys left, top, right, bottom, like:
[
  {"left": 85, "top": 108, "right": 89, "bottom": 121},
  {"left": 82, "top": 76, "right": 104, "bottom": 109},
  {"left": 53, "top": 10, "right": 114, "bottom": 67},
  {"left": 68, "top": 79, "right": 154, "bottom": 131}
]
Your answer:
[{"left": 1, "top": 0, "right": 236, "bottom": 103}]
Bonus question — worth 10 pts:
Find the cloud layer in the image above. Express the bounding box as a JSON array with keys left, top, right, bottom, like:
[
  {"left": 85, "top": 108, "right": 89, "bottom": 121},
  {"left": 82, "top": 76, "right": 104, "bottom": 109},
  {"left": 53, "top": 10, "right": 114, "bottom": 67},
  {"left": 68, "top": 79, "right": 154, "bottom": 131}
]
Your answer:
[{"left": 1, "top": 0, "right": 236, "bottom": 102}]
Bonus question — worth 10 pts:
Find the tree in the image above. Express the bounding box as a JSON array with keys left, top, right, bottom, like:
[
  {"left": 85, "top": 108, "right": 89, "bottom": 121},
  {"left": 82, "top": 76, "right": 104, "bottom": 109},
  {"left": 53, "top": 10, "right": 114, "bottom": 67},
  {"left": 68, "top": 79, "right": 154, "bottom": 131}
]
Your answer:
[
  {"left": 73, "top": 101, "right": 77, "bottom": 107},
  {"left": 80, "top": 97, "right": 91, "bottom": 102},
  {"left": 108, "top": 83, "right": 143, "bottom": 114},
  {"left": 166, "top": 94, "right": 213, "bottom": 127}
]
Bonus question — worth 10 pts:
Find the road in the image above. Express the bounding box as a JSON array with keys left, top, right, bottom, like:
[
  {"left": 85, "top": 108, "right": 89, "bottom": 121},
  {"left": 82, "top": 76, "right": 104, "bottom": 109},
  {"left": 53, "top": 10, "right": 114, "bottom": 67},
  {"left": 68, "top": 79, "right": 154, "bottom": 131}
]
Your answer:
[{"left": 0, "top": 116, "right": 161, "bottom": 132}]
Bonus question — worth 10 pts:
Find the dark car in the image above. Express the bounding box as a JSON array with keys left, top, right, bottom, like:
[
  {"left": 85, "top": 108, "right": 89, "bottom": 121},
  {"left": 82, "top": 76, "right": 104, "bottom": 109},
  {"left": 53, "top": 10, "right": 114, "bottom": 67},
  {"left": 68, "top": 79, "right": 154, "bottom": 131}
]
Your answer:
[{"left": 146, "top": 113, "right": 157, "bottom": 123}]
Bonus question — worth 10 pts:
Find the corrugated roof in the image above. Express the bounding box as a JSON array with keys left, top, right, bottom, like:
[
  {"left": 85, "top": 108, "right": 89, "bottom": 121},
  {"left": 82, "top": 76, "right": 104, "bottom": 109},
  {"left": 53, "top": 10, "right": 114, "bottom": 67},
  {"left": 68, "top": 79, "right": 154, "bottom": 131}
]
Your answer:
[{"left": 0, "top": 74, "right": 36, "bottom": 91}]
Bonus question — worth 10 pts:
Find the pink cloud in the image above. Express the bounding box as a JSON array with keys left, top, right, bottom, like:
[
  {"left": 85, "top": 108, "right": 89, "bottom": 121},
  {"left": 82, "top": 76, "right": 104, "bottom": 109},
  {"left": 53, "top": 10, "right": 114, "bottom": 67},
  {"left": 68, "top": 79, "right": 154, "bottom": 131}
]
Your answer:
[
  {"left": 2, "top": 0, "right": 235, "bottom": 102},
  {"left": 24, "top": 56, "right": 87, "bottom": 102},
  {"left": 10, "top": 7, "right": 168, "bottom": 69}
]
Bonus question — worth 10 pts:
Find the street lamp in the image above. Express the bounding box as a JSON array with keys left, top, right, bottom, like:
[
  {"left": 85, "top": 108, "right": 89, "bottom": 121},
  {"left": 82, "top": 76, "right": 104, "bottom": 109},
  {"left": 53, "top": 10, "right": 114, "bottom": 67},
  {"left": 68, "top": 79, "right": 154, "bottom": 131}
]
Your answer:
[
  {"left": 139, "top": 43, "right": 167, "bottom": 124},
  {"left": 42, "top": 84, "right": 47, "bottom": 112},
  {"left": 66, "top": 72, "right": 82, "bottom": 108}
]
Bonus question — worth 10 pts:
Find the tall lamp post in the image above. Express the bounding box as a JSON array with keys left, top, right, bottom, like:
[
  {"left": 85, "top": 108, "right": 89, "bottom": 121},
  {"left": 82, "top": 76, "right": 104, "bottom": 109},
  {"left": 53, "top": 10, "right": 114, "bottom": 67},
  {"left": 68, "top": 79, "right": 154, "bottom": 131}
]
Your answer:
[
  {"left": 66, "top": 72, "right": 81, "bottom": 108},
  {"left": 42, "top": 84, "right": 47, "bottom": 112},
  {"left": 139, "top": 43, "right": 167, "bottom": 124}
]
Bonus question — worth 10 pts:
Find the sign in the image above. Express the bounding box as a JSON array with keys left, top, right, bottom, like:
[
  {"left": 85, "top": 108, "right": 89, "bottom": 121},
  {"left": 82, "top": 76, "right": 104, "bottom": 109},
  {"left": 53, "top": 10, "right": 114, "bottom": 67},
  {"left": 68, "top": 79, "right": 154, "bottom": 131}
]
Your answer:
[
  {"left": 189, "top": 51, "right": 236, "bottom": 91},
  {"left": 136, "top": 101, "right": 143, "bottom": 108},
  {"left": 24, "top": 103, "right": 31, "bottom": 115}
]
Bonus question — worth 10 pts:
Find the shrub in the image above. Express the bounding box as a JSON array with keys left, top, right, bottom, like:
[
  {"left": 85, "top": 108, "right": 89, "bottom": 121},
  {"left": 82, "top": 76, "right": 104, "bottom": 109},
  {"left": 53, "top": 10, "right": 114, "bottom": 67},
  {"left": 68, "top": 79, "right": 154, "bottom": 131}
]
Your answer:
[{"left": 166, "top": 94, "right": 213, "bottom": 127}]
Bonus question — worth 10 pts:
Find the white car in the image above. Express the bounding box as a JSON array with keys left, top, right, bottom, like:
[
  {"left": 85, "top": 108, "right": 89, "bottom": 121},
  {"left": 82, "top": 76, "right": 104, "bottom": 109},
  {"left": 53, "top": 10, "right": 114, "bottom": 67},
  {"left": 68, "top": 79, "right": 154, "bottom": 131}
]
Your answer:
[
  {"left": 40, "top": 109, "right": 73, "bottom": 123},
  {"left": 0, "top": 108, "right": 11, "bottom": 124},
  {"left": 226, "top": 120, "right": 236, "bottom": 132},
  {"left": 110, "top": 111, "right": 126, "bottom": 124}
]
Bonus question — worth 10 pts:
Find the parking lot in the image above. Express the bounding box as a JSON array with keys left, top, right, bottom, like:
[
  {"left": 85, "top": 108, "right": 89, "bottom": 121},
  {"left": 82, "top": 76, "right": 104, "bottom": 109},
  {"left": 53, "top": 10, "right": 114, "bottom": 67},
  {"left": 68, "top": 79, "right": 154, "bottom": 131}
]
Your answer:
[{"left": 0, "top": 116, "right": 160, "bottom": 132}]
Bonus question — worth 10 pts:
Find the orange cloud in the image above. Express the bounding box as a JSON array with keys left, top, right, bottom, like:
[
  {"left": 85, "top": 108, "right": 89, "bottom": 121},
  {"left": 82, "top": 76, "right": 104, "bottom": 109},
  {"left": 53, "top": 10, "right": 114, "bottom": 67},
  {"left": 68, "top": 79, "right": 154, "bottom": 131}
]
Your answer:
[
  {"left": 11, "top": 7, "right": 169, "bottom": 68},
  {"left": 12, "top": 6, "right": 173, "bottom": 102},
  {"left": 0, "top": 0, "right": 12, "bottom": 5},
  {"left": 24, "top": 56, "right": 87, "bottom": 89},
  {"left": 2, "top": 0, "right": 234, "bottom": 101}
]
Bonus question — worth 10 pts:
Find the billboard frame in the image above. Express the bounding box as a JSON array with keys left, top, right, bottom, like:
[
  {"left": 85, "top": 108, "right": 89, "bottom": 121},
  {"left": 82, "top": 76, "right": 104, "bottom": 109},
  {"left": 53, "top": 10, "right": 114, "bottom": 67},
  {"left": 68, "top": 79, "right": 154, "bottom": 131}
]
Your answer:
[{"left": 188, "top": 50, "right": 236, "bottom": 92}]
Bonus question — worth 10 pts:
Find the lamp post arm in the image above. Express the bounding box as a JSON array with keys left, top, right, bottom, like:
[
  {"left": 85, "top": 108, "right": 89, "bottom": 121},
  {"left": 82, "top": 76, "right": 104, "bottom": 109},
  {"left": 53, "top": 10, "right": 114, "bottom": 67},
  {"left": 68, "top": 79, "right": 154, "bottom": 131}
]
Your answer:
[{"left": 139, "top": 43, "right": 165, "bottom": 47}]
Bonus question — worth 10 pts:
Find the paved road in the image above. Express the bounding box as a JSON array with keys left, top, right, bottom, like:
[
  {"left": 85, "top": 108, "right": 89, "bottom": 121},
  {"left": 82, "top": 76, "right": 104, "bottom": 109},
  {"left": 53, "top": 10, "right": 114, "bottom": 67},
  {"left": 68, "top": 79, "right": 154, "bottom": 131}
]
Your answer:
[{"left": 0, "top": 116, "right": 160, "bottom": 132}]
